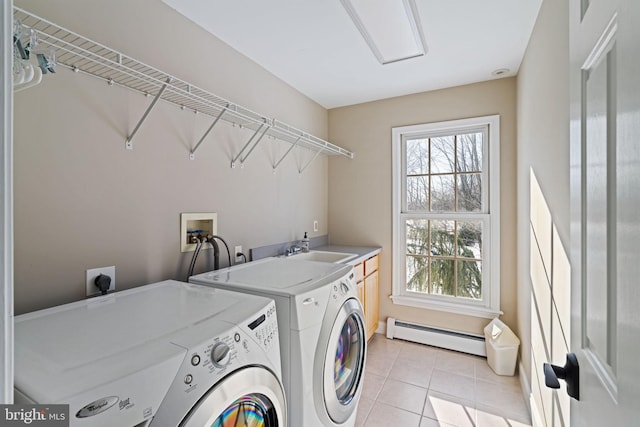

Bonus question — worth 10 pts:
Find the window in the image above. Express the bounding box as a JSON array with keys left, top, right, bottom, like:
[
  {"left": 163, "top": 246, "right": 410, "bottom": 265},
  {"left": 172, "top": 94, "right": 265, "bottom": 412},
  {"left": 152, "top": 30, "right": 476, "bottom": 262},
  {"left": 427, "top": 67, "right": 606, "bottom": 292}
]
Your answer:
[{"left": 391, "top": 115, "right": 501, "bottom": 318}]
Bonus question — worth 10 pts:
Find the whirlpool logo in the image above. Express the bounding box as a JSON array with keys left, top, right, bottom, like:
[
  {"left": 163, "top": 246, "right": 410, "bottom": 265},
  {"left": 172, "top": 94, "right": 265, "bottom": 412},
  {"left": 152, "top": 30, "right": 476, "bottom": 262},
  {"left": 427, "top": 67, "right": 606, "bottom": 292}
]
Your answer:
[{"left": 0, "top": 405, "right": 68, "bottom": 426}]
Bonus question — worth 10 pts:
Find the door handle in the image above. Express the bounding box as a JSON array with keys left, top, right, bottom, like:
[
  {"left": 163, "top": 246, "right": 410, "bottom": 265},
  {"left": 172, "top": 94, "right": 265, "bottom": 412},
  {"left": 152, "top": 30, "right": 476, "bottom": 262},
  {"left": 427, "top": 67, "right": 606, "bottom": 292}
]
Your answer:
[{"left": 543, "top": 353, "right": 580, "bottom": 400}]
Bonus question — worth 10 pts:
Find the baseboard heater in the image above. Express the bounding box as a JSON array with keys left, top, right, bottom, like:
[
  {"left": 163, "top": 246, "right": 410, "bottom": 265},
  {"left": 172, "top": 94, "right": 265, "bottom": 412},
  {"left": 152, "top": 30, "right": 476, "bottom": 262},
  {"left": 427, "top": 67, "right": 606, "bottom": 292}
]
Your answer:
[{"left": 386, "top": 317, "right": 486, "bottom": 357}]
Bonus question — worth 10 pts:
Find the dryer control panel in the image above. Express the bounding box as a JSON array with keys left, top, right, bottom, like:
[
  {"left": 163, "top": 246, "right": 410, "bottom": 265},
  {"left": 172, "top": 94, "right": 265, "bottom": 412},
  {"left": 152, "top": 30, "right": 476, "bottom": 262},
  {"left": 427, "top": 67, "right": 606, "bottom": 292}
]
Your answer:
[{"left": 329, "top": 271, "right": 358, "bottom": 303}]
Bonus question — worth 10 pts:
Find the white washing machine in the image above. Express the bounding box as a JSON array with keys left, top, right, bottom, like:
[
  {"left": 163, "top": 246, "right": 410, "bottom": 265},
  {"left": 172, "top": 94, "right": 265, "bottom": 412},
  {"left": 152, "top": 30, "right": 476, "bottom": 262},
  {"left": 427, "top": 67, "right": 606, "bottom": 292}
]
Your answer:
[
  {"left": 14, "top": 280, "right": 286, "bottom": 427},
  {"left": 190, "top": 257, "right": 367, "bottom": 427}
]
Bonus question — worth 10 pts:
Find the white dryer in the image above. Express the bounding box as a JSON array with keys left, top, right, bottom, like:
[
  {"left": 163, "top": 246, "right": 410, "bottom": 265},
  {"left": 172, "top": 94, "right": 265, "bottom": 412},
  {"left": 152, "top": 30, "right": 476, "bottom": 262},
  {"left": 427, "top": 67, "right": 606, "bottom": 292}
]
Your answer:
[
  {"left": 14, "top": 280, "right": 286, "bottom": 427},
  {"left": 190, "top": 257, "right": 367, "bottom": 427}
]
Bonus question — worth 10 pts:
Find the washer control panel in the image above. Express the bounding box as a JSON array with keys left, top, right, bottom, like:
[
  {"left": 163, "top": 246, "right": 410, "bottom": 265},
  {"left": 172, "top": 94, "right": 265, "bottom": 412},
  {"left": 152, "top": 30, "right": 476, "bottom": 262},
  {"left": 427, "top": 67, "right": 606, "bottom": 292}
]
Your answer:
[
  {"left": 153, "top": 297, "right": 283, "bottom": 426},
  {"left": 179, "top": 300, "right": 279, "bottom": 391},
  {"left": 210, "top": 341, "right": 232, "bottom": 368},
  {"left": 201, "top": 335, "right": 237, "bottom": 374}
]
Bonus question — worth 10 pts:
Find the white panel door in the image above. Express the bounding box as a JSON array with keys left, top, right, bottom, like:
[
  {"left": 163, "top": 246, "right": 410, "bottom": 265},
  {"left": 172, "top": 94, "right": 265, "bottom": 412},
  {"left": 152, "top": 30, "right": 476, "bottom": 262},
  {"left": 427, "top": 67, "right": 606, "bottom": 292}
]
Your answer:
[{"left": 569, "top": 0, "right": 640, "bottom": 424}]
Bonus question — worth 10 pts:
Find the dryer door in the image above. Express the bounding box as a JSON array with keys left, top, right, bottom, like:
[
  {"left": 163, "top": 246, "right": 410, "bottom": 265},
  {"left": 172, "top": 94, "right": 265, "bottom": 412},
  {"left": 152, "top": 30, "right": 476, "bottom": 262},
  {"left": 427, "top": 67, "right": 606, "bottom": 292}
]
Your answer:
[
  {"left": 180, "top": 366, "right": 286, "bottom": 427},
  {"left": 322, "top": 298, "right": 366, "bottom": 424}
]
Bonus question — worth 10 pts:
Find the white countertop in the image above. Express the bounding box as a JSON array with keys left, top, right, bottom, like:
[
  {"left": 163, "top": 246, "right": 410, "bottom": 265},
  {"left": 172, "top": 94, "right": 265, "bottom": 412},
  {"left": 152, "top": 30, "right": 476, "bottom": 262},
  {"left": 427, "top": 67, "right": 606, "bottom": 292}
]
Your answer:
[{"left": 312, "top": 245, "right": 381, "bottom": 265}]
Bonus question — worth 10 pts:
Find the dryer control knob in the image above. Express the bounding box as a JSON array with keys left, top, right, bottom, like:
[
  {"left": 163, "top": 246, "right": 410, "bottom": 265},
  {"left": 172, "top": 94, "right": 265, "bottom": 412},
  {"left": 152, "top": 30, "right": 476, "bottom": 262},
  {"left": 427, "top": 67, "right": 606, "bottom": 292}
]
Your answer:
[
  {"left": 341, "top": 282, "right": 350, "bottom": 293},
  {"left": 210, "top": 342, "right": 231, "bottom": 368}
]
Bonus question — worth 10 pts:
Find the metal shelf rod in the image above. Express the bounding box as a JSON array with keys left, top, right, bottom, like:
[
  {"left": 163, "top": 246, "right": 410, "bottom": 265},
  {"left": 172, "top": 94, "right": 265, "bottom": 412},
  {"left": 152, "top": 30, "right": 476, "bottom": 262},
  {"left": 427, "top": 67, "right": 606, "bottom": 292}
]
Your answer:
[
  {"left": 231, "top": 123, "right": 265, "bottom": 168},
  {"left": 189, "top": 104, "right": 228, "bottom": 160},
  {"left": 125, "top": 77, "right": 170, "bottom": 150},
  {"left": 240, "top": 125, "right": 270, "bottom": 166},
  {"left": 273, "top": 137, "right": 301, "bottom": 171},
  {"left": 299, "top": 149, "right": 323, "bottom": 174}
]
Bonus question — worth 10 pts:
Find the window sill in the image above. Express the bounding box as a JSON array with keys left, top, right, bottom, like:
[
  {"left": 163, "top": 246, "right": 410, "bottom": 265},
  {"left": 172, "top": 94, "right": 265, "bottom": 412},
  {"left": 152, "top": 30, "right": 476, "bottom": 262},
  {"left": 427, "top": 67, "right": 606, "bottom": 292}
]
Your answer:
[{"left": 390, "top": 295, "right": 502, "bottom": 319}]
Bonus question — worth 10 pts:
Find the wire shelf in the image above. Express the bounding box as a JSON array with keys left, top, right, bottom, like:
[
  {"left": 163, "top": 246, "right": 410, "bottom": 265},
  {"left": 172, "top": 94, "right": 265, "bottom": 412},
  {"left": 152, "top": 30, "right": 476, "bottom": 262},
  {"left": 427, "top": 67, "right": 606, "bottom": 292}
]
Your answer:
[{"left": 13, "top": 7, "right": 354, "bottom": 163}]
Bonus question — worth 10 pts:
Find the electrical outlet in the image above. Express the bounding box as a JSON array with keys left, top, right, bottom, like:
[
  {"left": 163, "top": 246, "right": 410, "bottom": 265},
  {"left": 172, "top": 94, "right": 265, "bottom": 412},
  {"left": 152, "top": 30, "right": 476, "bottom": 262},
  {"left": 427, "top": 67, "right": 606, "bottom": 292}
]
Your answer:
[
  {"left": 234, "top": 246, "right": 243, "bottom": 264},
  {"left": 86, "top": 266, "right": 116, "bottom": 297},
  {"left": 313, "top": 220, "right": 319, "bottom": 232}
]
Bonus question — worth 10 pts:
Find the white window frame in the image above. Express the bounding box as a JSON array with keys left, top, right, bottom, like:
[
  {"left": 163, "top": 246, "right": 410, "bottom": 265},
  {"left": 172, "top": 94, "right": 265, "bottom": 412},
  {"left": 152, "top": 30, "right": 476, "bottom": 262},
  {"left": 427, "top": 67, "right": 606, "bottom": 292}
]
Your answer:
[{"left": 391, "top": 115, "right": 501, "bottom": 319}]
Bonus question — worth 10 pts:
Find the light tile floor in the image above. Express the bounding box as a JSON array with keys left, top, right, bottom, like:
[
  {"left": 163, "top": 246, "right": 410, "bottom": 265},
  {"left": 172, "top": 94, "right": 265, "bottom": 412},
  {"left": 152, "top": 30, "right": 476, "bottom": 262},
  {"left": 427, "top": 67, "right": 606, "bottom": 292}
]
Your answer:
[{"left": 356, "top": 334, "right": 532, "bottom": 427}]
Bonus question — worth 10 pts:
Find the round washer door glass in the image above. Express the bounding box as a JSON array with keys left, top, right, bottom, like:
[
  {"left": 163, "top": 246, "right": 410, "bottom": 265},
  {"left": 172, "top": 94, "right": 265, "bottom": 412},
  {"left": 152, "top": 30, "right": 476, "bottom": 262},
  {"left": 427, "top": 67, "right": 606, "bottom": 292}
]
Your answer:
[
  {"left": 335, "top": 315, "right": 363, "bottom": 403},
  {"left": 212, "top": 393, "right": 277, "bottom": 427},
  {"left": 324, "top": 298, "right": 366, "bottom": 423},
  {"left": 181, "top": 367, "right": 286, "bottom": 427}
]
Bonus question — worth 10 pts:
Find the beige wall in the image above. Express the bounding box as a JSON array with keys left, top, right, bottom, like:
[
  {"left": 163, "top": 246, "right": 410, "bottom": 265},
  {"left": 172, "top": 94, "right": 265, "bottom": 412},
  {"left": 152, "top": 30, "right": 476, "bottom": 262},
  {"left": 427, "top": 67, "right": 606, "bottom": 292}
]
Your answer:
[
  {"left": 516, "top": 0, "right": 570, "bottom": 423},
  {"left": 13, "top": 0, "right": 330, "bottom": 314},
  {"left": 328, "top": 78, "right": 518, "bottom": 335}
]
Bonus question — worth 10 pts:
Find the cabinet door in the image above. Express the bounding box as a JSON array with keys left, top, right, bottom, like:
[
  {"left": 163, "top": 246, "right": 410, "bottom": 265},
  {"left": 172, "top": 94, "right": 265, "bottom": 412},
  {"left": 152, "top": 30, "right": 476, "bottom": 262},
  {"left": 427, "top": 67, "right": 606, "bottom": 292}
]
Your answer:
[
  {"left": 364, "top": 254, "right": 379, "bottom": 276},
  {"left": 364, "top": 270, "right": 379, "bottom": 340},
  {"left": 354, "top": 262, "right": 364, "bottom": 283}
]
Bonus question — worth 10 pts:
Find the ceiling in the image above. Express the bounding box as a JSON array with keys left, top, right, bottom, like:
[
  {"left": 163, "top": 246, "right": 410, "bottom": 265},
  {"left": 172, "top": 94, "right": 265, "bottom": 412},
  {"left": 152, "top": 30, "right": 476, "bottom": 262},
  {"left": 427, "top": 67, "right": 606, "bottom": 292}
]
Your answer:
[{"left": 161, "top": 0, "right": 542, "bottom": 109}]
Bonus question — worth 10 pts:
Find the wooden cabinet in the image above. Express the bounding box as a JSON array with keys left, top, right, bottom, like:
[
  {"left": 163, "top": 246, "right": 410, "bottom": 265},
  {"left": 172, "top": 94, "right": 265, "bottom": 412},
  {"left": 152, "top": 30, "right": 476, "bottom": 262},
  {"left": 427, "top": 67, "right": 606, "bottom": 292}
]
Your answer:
[
  {"left": 354, "top": 254, "right": 379, "bottom": 341},
  {"left": 364, "top": 270, "right": 379, "bottom": 339},
  {"left": 354, "top": 262, "right": 365, "bottom": 304}
]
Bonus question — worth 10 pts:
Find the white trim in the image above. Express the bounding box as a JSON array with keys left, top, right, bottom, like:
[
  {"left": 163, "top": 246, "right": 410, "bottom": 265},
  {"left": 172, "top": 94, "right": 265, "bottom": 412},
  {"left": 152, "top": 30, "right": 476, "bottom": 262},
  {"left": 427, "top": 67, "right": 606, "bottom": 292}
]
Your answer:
[
  {"left": 518, "top": 361, "right": 535, "bottom": 424},
  {"left": 581, "top": 13, "right": 617, "bottom": 71},
  {"left": 1, "top": 0, "right": 14, "bottom": 404},
  {"left": 390, "top": 295, "right": 502, "bottom": 319},
  {"left": 391, "top": 115, "right": 501, "bottom": 315},
  {"left": 529, "top": 391, "right": 544, "bottom": 427}
]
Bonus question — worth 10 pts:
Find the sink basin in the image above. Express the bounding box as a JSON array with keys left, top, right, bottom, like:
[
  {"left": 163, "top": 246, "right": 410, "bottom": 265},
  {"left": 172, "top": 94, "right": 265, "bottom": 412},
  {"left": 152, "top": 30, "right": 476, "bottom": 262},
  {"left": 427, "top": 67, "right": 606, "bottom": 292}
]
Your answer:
[{"left": 285, "top": 250, "right": 357, "bottom": 263}]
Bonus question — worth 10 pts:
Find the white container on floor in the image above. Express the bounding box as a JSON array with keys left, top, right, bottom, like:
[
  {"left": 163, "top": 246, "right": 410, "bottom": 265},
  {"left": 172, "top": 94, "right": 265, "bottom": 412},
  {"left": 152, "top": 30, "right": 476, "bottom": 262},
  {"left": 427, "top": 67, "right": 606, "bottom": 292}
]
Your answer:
[{"left": 484, "top": 318, "right": 520, "bottom": 376}]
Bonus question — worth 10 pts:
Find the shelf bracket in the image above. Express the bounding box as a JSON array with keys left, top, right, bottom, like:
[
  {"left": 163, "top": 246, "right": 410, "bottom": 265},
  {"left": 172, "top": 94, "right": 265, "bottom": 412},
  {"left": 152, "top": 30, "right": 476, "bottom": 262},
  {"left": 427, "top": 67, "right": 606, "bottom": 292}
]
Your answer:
[
  {"left": 272, "top": 137, "right": 301, "bottom": 172},
  {"left": 189, "top": 105, "right": 228, "bottom": 160},
  {"left": 231, "top": 123, "right": 269, "bottom": 168},
  {"left": 125, "top": 77, "right": 171, "bottom": 150},
  {"left": 298, "top": 149, "right": 323, "bottom": 174},
  {"left": 239, "top": 125, "right": 270, "bottom": 167}
]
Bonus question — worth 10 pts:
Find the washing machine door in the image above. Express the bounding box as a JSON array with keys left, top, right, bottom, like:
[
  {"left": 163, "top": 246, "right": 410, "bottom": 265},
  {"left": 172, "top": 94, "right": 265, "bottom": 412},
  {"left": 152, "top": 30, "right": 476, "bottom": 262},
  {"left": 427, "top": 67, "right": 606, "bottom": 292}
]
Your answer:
[
  {"left": 180, "top": 366, "right": 286, "bottom": 427},
  {"left": 322, "top": 298, "right": 366, "bottom": 424}
]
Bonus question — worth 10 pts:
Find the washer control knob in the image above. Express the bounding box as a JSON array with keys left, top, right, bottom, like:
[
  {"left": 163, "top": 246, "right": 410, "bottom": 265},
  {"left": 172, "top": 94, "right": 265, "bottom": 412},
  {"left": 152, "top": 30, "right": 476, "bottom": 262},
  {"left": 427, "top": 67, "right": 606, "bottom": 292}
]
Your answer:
[
  {"left": 191, "top": 355, "right": 201, "bottom": 366},
  {"left": 210, "top": 342, "right": 231, "bottom": 368},
  {"left": 341, "top": 282, "right": 350, "bottom": 293}
]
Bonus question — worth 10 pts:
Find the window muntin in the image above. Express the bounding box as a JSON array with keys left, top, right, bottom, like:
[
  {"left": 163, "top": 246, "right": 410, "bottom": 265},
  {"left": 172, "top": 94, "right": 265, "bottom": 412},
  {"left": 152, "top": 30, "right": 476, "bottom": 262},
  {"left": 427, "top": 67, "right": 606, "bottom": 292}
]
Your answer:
[{"left": 392, "top": 116, "right": 500, "bottom": 316}]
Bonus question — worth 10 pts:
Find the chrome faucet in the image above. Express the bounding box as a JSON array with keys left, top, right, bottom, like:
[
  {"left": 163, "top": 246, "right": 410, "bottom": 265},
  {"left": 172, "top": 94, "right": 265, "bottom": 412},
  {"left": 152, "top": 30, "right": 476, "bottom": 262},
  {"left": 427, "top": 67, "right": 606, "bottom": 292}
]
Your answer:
[{"left": 286, "top": 245, "right": 302, "bottom": 256}]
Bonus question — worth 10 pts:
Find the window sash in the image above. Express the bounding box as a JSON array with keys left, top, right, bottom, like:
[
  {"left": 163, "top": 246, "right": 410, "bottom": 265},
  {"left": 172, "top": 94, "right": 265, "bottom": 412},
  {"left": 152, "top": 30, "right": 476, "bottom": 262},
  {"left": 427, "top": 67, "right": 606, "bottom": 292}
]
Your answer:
[
  {"left": 399, "top": 212, "right": 490, "bottom": 307},
  {"left": 401, "top": 125, "right": 489, "bottom": 214},
  {"left": 391, "top": 115, "right": 500, "bottom": 317}
]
